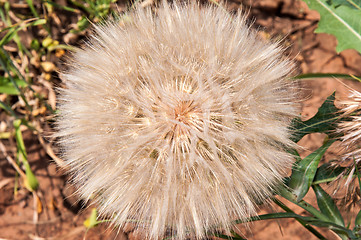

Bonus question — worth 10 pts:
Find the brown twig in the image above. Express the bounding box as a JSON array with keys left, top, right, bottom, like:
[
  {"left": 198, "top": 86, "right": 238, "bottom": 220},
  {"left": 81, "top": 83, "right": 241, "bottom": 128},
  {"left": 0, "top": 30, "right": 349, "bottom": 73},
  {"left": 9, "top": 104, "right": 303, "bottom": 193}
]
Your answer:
[
  {"left": 37, "top": 133, "right": 65, "bottom": 167},
  {"left": 0, "top": 141, "right": 27, "bottom": 179}
]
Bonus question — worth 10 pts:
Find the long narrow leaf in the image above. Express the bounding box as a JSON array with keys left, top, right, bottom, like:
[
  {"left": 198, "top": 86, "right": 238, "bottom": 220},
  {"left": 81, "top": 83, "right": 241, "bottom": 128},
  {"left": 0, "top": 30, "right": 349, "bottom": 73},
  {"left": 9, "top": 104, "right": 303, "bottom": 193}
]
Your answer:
[
  {"left": 0, "top": 100, "right": 17, "bottom": 117},
  {"left": 312, "top": 185, "right": 345, "bottom": 226},
  {"left": 289, "top": 139, "right": 335, "bottom": 201},
  {"left": 25, "top": 0, "right": 40, "bottom": 18},
  {"left": 277, "top": 185, "right": 330, "bottom": 222},
  {"left": 215, "top": 233, "right": 246, "bottom": 240},
  {"left": 0, "top": 47, "right": 31, "bottom": 110},
  {"left": 293, "top": 73, "right": 361, "bottom": 81},
  {"left": 0, "top": 19, "right": 46, "bottom": 47},
  {"left": 313, "top": 163, "right": 346, "bottom": 185},
  {"left": 13, "top": 120, "right": 39, "bottom": 191},
  {"left": 233, "top": 211, "right": 356, "bottom": 239},
  {"left": 306, "top": 220, "right": 357, "bottom": 239}
]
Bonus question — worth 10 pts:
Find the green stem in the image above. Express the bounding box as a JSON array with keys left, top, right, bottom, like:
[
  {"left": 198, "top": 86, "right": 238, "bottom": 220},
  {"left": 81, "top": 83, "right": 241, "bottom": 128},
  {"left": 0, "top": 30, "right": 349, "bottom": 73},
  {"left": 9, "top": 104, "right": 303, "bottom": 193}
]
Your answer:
[
  {"left": 293, "top": 73, "right": 361, "bottom": 81},
  {"left": 273, "top": 198, "right": 327, "bottom": 239},
  {"left": 25, "top": 0, "right": 40, "bottom": 18},
  {"left": 0, "top": 48, "right": 31, "bottom": 110},
  {"left": 277, "top": 186, "right": 330, "bottom": 222}
]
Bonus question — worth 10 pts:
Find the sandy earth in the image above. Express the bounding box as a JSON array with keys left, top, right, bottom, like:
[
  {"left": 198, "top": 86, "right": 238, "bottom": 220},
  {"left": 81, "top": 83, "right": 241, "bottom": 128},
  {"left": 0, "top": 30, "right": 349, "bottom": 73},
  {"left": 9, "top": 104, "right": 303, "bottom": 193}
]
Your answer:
[{"left": 1, "top": 0, "right": 361, "bottom": 239}]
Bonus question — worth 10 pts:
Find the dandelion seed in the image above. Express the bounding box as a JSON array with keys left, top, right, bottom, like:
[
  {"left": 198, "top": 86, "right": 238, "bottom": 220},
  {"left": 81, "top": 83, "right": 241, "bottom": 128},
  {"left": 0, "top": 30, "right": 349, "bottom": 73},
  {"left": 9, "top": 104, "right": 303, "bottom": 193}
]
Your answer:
[
  {"left": 57, "top": 2, "right": 298, "bottom": 239},
  {"left": 337, "top": 89, "right": 361, "bottom": 203}
]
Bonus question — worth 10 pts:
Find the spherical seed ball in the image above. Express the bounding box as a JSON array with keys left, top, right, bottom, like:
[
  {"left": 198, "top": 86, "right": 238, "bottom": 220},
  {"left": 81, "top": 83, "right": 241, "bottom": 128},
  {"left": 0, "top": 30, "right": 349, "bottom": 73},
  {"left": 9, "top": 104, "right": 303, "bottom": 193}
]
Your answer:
[{"left": 57, "top": 3, "right": 298, "bottom": 239}]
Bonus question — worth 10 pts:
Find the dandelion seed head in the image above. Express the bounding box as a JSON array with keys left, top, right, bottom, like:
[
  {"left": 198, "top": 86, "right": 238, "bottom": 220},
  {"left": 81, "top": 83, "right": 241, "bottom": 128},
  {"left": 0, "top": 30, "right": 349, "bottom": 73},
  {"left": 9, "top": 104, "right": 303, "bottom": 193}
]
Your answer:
[
  {"left": 337, "top": 89, "right": 361, "bottom": 184},
  {"left": 57, "top": 2, "right": 298, "bottom": 239}
]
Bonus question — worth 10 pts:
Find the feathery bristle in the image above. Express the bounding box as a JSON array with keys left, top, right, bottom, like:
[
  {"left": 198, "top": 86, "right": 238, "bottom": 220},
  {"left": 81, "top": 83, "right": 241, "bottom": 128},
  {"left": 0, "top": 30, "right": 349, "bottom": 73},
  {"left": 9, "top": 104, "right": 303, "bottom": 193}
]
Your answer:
[{"left": 338, "top": 89, "right": 361, "bottom": 185}]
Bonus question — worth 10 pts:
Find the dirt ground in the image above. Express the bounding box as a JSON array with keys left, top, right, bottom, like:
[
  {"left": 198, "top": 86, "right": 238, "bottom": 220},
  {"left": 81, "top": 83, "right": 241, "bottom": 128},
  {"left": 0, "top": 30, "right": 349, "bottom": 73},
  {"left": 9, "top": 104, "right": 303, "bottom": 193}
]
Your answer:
[{"left": 1, "top": 0, "right": 361, "bottom": 239}]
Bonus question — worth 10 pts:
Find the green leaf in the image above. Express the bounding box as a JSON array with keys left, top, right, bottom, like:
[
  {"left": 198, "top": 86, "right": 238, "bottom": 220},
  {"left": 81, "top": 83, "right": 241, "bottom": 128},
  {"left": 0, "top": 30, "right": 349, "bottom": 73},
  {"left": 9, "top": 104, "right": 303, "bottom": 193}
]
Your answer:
[
  {"left": 25, "top": 0, "right": 40, "bottom": 18},
  {"left": 42, "top": 0, "right": 80, "bottom": 13},
  {"left": 293, "top": 73, "right": 361, "bottom": 81},
  {"left": 77, "top": 17, "right": 90, "bottom": 31},
  {"left": 0, "top": 100, "right": 17, "bottom": 117},
  {"left": 234, "top": 210, "right": 357, "bottom": 239},
  {"left": 233, "top": 212, "right": 315, "bottom": 224},
  {"left": 332, "top": 0, "right": 361, "bottom": 10},
  {"left": 23, "top": 161, "right": 39, "bottom": 192},
  {"left": 291, "top": 93, "right": 341, "bottom": 142},
  {"left": 276, "top": 187, "right": 356, "bottom": 239},
  {"left": 312, "top": 185, "right": 345, "bottom": 226},
  {"left": 289, "top": 139, "right": 334, "bottom": 202},
  {"left": 312, "top": 184, "right": 351, "bottom": 240},
  {"left": 0, "top": 76, "right": 27, "bottom": 95},
  {"left": 303, "top": 0, "right": 361, "bottom": 53},
  {"left": 236, "top": 212, "right": 350, "bottom": 235},
  {"left": 30, "top": 39, "right": 40, "bottom": 50},
  {"left": 0, "top": 47, "right": 31, "bottom": 110},
  {"left": 13, "top": 119, "right": 39, "bottom": 191},
  {"left": 313, "top": 163, "right": 346, "bottom": 184},
  {"left": 277, "top": 185, "right": 330, "bottom": 221},
  {"left": 306, "top": 219, "right": 356, "bottom": 239},
  {"left": 0, "top": 19, "right": 46, "bottom": 47}
]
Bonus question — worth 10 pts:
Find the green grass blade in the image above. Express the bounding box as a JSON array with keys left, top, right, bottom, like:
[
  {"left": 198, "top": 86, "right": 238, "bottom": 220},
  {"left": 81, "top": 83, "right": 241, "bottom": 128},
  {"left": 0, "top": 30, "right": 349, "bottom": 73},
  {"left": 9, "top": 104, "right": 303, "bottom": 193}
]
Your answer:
[
  {"left": 0, "top": 47, "right": 31, "bottom": 110},
  {"left": 0, "top": 100, "right": 18, "bottom": 117},
  {"left": 25, "top": 0, "right": 40, "bottom": 18},
  {"left": 293, "top": 73, "right": 361, "bottom": 81},
  {"left": 0, "top": 19, "right": 46, "bottom": 47},
  {"left": 42, "top": 0, "right": 80, "bottom": 13},
  {"left": 13, "top": 119, "right": 39, "bottom": 191}
]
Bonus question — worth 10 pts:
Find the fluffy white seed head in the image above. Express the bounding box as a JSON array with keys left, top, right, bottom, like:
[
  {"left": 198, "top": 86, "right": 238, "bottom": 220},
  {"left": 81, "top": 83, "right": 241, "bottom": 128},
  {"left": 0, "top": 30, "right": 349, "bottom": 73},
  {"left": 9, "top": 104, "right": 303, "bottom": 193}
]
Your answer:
[
  {"left": 57, "top": 2, "right": 298, "bottom": 239},
  {"left": 337, "top": 89, "right": 361, "bottom": 185}
]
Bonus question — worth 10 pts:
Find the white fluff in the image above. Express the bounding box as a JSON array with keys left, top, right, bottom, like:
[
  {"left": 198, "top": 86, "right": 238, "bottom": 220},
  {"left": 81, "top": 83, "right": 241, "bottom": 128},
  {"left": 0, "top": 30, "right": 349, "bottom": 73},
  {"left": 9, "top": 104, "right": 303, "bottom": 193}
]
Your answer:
[
  {"left": 337, "top": 89, "right": 361, "bottom": 186},
  {"left": 57, "top": 2, "right": 298, "bottom": 239}
]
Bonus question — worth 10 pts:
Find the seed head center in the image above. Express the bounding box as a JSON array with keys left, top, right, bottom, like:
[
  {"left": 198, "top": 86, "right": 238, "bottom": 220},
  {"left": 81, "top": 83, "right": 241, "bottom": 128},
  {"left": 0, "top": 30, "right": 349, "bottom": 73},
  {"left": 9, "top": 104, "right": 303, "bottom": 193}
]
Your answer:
[{"left": 174, "top": 100, "right": 197, "bottom": 125}]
